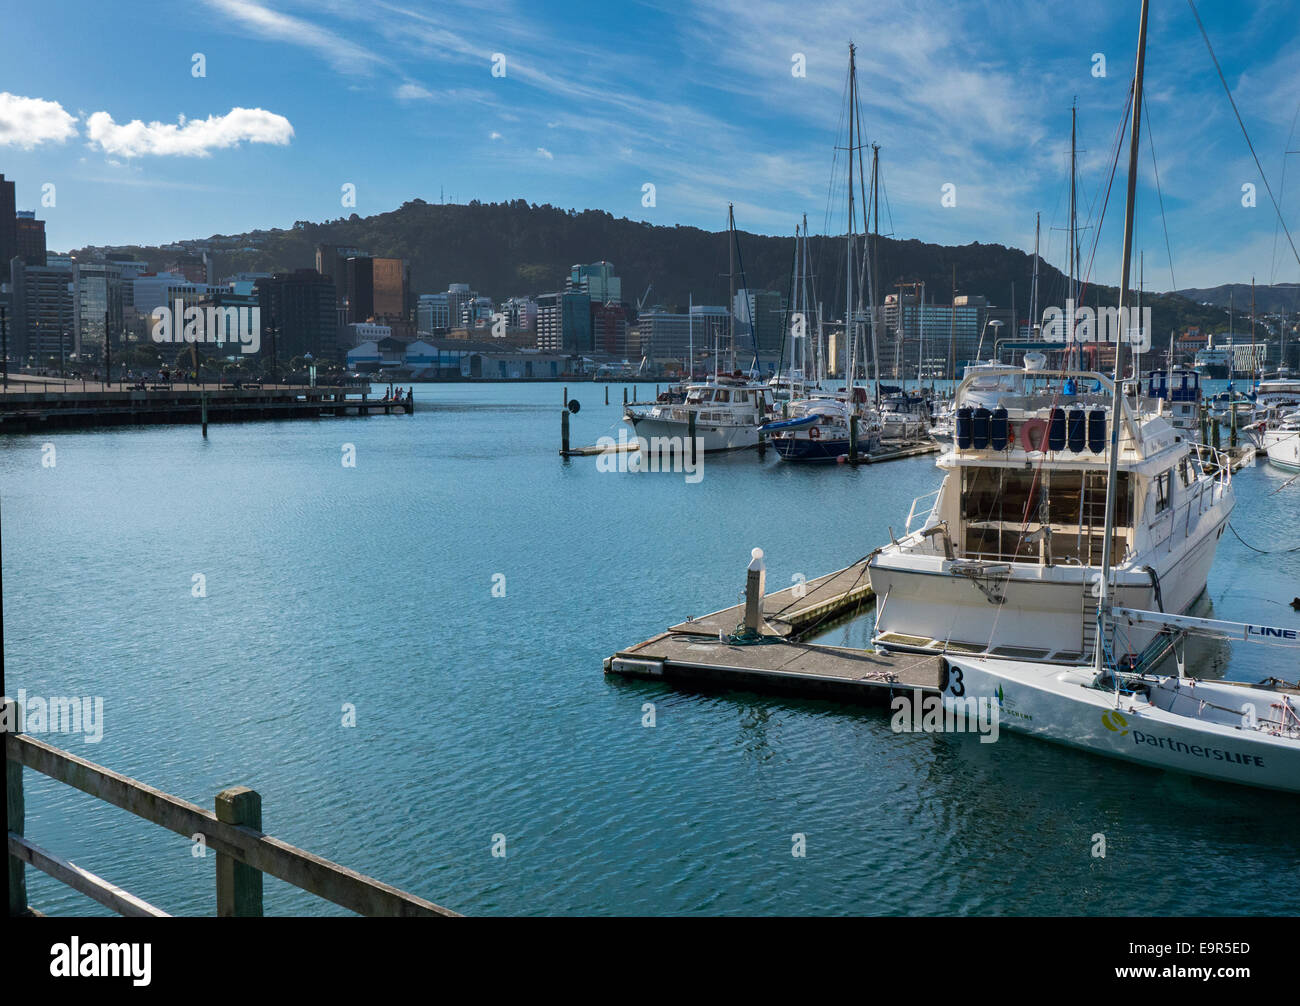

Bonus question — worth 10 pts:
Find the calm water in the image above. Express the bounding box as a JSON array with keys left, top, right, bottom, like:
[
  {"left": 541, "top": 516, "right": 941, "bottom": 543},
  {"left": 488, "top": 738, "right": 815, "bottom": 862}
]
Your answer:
[{"left": 3, "top": 380, "right": 1298, "bottom": 917}]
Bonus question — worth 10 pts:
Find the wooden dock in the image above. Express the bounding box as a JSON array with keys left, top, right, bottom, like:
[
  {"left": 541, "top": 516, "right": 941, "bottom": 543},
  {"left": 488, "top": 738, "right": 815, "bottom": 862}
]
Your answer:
[
  {"left": 606, "top": 633, "right": 943, "bottom": 705},
  {"left": 0, "top": 382, "right": 410, "bottom": 432},
  {"left": 606, "top": 557, "right": 945, "bottom": 704}
]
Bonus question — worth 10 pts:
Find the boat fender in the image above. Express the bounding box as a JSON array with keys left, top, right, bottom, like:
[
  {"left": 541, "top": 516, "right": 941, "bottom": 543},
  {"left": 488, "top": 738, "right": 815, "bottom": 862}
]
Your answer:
[
  {"left": 1020, "top": 418, "right": 1050, "bottom": 452},
  {"left": 809, "top": 425, "right": 821, "bottom": 439}
]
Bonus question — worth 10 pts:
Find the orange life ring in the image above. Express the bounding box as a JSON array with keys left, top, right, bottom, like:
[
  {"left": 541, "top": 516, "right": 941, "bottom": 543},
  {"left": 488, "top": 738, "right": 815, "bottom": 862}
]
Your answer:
[
  {"left": 808, "top": 425, "right": 821, "bottom": 440},
  {"left": 1020, "top": 418, "right": 1049, "bottom": 452}
]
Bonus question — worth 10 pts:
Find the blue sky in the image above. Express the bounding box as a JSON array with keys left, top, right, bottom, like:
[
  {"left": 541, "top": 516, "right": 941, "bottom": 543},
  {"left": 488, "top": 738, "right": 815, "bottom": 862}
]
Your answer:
[{"left": 2, "top": 0, "right": 1298, "bottom": 291}]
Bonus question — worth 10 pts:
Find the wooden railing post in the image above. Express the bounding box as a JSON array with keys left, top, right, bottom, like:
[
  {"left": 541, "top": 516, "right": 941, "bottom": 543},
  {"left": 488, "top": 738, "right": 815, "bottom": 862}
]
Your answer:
[
  {"left": 214, "top": 786, "right": 263, "bottom": 917},
  {"left": 5, "top": 698, "right": 26, "bottom": 916}
]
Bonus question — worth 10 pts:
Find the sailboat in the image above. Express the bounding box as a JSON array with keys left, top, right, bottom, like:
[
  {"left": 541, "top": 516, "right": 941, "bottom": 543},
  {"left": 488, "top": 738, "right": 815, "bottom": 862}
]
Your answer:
[
  {"left": 764, "top": 44, "right": 883, "bottom": 463},
  {"left": 934, "top": 0, "right": 1300, "bottom": 793},
  {"left": 624, "top": 206, "right": 775, "bottom": 452}
]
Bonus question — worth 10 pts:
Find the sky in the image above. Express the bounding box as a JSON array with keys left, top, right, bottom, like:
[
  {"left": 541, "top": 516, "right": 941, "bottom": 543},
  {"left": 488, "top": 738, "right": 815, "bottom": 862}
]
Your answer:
[{"left": 2, "top": 0, "right": 1299, "bottom": 292}]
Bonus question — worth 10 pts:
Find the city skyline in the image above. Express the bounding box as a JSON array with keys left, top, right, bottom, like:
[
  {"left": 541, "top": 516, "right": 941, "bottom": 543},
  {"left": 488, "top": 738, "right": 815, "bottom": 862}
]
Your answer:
[{"left": 1, "top": 0, "right": 1299, "bottom": 292}]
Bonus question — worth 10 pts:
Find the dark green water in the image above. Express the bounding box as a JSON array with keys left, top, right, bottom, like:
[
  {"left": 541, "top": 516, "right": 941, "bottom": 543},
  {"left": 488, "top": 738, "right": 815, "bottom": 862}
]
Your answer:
[{"left": 3, "top": 380, "right": 1298, "bottom": 916}]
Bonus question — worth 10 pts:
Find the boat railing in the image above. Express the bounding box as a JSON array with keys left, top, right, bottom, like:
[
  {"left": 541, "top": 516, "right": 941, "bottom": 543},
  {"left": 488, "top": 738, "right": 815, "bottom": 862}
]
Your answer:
[
  {"left": 1191, "top": 442, "right": 1234, "bottom": 488},
  {"left": 906, "top": 488, "right": 943, "bottom": 536}
]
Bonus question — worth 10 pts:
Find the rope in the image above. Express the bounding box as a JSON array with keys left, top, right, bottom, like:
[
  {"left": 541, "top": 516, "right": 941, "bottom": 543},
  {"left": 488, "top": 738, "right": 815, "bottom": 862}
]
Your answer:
[{"left": 1227, "top": 521, "right": 1300, "bottom": 555}]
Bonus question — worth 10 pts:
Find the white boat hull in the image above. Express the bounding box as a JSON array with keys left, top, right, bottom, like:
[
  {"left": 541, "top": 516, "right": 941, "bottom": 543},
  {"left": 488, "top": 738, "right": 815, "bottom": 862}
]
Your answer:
[
  {"left": 625, "top": 412, "right": 761, "bottom": 452},
  {"left": 941, "top": 656, "right": 1300, "bottom": 793},
  {"left": 871, "top": 494, "right": 1232, "bottom": 664},
  {"left": 1263, "top": 427, "right": 1300, "bottom": 470}
]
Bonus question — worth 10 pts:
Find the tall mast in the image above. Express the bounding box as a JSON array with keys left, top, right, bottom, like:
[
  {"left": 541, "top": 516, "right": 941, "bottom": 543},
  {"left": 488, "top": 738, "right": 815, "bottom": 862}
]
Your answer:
[
  {"left": 688, "top": 292, "right": 693, "bottom": 381},
  {"left": 801, "top": 213, "right": 813, "bottom": 378},
  {"left": 844, "top": 43, "right": 856, "bottom": 387},
  {"left": 1030, "top": 212, "right": 1040, "bottom": 343},
  {"left": 1250, "top": 276, "right": 1256, "bottom": 386},
  {"left": 869, "top": 143, "right": 881, "bottom": 403},
  {"left": 1095, "top": 0, "right": 1150, "bottom": 677},
  {"left": 728, "top": 203, "right": 736, "bottom": 374},
  {"left": 1069, "top": 102, "right": 1079, "bottom": 370},
  {"left": 948, "top": 264, "right": 957, "bottom": 383}
]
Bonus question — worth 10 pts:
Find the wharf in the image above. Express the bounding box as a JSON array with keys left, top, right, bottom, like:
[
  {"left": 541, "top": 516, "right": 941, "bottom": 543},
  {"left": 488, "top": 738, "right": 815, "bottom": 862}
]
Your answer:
[
  {"left": 0, "top": 381, "right": 409, "bottom": 432},
  {"left": 605, "top": 558, "right": 946, "bottom": 704}
]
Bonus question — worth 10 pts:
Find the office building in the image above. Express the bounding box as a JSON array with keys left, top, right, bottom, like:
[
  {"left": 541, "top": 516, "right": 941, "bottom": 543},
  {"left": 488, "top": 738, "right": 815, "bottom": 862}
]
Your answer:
[
  {"left": 255, "top": 269, "right": 339, "bottom": 361},
  {"left": 15, "top": 211, "right": 46, "bottom": 266}
]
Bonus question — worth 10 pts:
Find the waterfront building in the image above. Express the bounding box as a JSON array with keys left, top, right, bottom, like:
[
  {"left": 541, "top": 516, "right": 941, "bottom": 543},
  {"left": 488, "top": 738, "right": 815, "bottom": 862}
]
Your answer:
[
  {"left": 74, "top": 261, "right": 125, "bottom": 352},
  {"left": 593, "top": 300, "right": 629, "bottom": 355},
  {"left": 732, "top": 288, "right": 785, "bottom": 356},
  {"left": 568, "top": 261, "right": 621, "bottom": 304},
  {"left": 346, "top": 321, "right": 392, "bottom": 347},
  {"left": 15, "top": 211, "right": 46, "bottom": 266},
  {"left": 0, "top": 173, "right": 16, "bottom": 268},
  {"left": 636, "top": 305, "right": 728, "bottom": 362},
  {"left": 255, "top": 269, "right": 339, "bottom": 361},
  {"left": 9, "top": 258, "right": 75, "bottom": 364},
  {"left": 417, "top": 293, "right": 450, "bottom": 334},
  {"left": 501, "top": 295, "right": 537, "bottom": 333},
  {"left": 537, "top": 290, "right": 593, "bottom": 352}
]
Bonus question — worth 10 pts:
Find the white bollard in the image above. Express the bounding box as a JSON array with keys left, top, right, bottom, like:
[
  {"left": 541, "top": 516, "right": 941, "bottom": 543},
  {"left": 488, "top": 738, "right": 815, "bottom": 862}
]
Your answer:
[{"left": 743, "top": 547, "right": 766, "bottom": 635}]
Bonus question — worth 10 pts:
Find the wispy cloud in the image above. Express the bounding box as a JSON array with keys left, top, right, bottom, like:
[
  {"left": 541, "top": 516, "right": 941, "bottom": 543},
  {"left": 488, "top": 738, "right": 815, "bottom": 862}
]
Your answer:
[
  {"left": 536, "top": 147, "right": 554, "bottom": 160},
  {"left": 203, "top": 0, "right": 386, "bottom": 74}
]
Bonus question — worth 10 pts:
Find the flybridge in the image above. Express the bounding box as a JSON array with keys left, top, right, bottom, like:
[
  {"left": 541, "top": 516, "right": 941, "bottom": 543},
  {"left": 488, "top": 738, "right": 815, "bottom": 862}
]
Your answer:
[{"left": 1113, "top": 608, "right": 1300, "bottom": 648}]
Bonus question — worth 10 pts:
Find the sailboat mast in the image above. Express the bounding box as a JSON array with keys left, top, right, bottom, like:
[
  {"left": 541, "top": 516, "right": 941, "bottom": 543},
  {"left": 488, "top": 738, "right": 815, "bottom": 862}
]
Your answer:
[
  {"left": 728, "top": 203, "right": 736, "bottom": 374},
  {"left": 688, "top": 292, "right": 693, "bottom": 381},
  {"left": 1095, "top": 0, "right": 1150, "bottom": 676},
  {"left": 1250, "top": 276, "right": 1256, "bottom": 388},
  {"left": 869, "top": 143, "right": 881, "bottom": 402},
  {"left": 1069, "top": 103, "right": 1078, "bottom": 371},
  {"left": 845, "top": 43, "right": 856, "bottom": 387},
  {"left": 948, "top": 264, "right": 957, "bottom": 384},
  {"left": 1031, "top": 212, "right": 1040, "bottom": 342}
]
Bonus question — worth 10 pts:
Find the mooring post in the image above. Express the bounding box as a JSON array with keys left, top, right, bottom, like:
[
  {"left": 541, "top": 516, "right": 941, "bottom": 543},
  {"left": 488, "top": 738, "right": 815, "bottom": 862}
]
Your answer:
[
  {"left": 743, "top": 548, "right": 766, "bottom": 636},
  {"left": 1229, "top": 400, "right": 1237, "bottom": 448},
  {"left": 605, "top": 386, "right": 609, "bottom": 405},
  {"left": 201, "top": 390, "right": 208, "bottom": 438},
  {"left": 561, "top": 409, "right": 570, "bottom": 455},
  {"left": 563, "top": 386, "right": 568, "bottom": 406},
  {"left": 1212, "top": 414, "right": 1221, "bottom": 451},
  {"left": 849, "top": 414, "right": 859, "bottom": 463},
  {"left": 623, "top": 386, "right": 628, "bottom": 405},
  {"left": 215, "top": 785, "right": 263, "bottom": 917},
  {"left": 687, "top": 411, "right": 697, "bottom": 464},
  {"left": 5, "top": 698, "right": 26, "bottom": 917}
]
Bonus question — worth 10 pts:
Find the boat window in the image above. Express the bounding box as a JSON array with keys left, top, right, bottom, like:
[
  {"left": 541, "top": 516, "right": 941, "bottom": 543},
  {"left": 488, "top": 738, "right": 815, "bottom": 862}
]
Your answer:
[
  {"left": 1155, "top": 471, "right": 1172, "bottom": 514},
  {"left": 735, "top": 391, "right": 748, "bottom": 403},
  {"left": 961, "top": 468, "right": 1133, "bottom": 529},
  {"left": 715, "top": 390, "right": 730, "bottom": 403}
]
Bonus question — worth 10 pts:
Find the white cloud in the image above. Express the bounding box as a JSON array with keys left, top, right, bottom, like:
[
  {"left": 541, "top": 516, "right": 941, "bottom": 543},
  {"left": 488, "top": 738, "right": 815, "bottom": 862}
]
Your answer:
[
  {"left": 490, "top": 131, "right": 503, "bottom": 140},
  {"left": 536, "top": 147, "right": 554, "bottom": 160},
  {"left": 0, "top": 92, "right": 79, "bottom": 149},
  {"left": 395, "top": 82, "right": 434, "bottom": 101},
  {"left": 85, "top": 107, "right": 294, "bottom": 158}
]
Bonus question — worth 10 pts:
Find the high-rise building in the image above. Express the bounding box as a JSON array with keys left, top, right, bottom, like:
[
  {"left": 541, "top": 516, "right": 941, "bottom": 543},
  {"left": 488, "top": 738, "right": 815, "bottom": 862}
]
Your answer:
[
  {"left": 568, "top": 262, "right": 621, "bottom": 303},
  {"left": 255, "top": 269, "right": 339, "bottom": 361},
  {"left": 537, "top": 290, "right": 593, "bottom": 352},
  {"left": 74, "top": 262, "right": 125, "bottom": 352},
  {"left": 593, "top": 301, "right": 629, "bottom": 355},
  {"left": 167, "top": 254, "right": 207, "bottom": 285},
  {"left": 15, "top": 211, "right": 46, "bottom": 266},
  {"left": 732, "top": 289, "right": 785, "bottom": 356},
  {"left": 10, "top": 259, "right": 75, "bottom": 364},
  {"left": 372, "top": 257, "right": 409, "bottom": 321},
  {"left": 0, "top": 174, "right": 16, "bottom": 268},
  {"left": 636, "top": 305, "right": 728, "bottom": 361},
  {"left": 417, "top": 293, "right": 450, "bottom": 335}
]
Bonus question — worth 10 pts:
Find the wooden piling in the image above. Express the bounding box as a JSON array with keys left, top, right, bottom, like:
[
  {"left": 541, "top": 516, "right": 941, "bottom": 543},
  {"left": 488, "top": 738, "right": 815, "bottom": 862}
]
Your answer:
[
  {"left": 605, "top": 386, "right": 609, "bottom": 405},
  {"left": 561, "top": 409, "right": 570, "bottom": 455},
  {"left": 563, "top": 386, "right": 568, "bottom": 405},
  {"left": 849, "top": 414, "right": 859, "bottom": 463},
  {"left": 5, "top": 698, "right": 25, "bottom": 916},
  {"left": 215, "top": 786, "right": 263, "bottom": 917},
  {"left": 688, "top": 411, "right": 697, "bottom": 464},
  {"left": 623, "top": 387, "right": 628, "bottom": 405},
  {"left": 201, "top": 391, "right": 208, "bottom": 438}
]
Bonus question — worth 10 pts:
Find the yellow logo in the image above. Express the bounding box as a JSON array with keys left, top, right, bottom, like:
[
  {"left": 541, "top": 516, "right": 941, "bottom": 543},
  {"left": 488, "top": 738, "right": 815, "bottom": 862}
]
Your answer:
[{"left": 1101, "top": 710, "right": 1129, "bottom": 735}]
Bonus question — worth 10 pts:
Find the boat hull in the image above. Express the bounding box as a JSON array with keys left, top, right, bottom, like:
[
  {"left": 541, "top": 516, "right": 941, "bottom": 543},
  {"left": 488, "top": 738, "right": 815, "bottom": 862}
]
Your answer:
[
  {"left": 625, "top": 412, "right": 761, "bottom": 452},
  {"left": 871, "top": 496, "right": 1231, "bottom": 664},
  {"left": 941, "top": 657, "right": 1300, "bottom": 793},
  {"left": 1263, "top": 428, "right": 1300, "bottom": 470}
]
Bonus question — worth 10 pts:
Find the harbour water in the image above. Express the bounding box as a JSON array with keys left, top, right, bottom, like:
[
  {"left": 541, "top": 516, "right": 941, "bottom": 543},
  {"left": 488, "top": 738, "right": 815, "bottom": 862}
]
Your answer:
[{"left": 4, "top": 380, "right": 1298, "bottom": 916}]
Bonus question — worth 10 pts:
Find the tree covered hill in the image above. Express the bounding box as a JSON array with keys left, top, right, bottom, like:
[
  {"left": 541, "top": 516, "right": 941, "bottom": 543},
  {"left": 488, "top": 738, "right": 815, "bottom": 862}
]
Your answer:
[{"left": 79, "top": 198, "right": 1230, "bottom": 349}]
